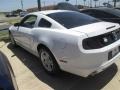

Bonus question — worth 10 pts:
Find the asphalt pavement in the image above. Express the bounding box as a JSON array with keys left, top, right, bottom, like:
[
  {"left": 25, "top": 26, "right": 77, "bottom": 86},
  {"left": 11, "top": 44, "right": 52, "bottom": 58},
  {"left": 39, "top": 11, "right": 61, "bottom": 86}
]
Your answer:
[{"left": 0, "top": 42, "right": 120, "bottom": 90}]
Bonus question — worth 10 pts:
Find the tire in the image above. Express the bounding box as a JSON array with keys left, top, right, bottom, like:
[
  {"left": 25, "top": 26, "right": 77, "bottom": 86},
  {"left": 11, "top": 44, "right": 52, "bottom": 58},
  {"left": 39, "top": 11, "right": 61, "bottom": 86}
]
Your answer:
[
  {"left": 9, "top": 32, "right": 17, "bottom": 46},
  {"left": 38, "top": 47, "right": 60, "bottom": 74}
]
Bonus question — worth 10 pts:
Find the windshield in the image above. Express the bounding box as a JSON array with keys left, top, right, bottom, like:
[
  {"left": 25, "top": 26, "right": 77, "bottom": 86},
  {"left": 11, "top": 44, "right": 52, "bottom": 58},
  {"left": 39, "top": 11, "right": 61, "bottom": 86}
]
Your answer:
[{"left": 47, "top": 11, "right": 100, "bottom": 29}]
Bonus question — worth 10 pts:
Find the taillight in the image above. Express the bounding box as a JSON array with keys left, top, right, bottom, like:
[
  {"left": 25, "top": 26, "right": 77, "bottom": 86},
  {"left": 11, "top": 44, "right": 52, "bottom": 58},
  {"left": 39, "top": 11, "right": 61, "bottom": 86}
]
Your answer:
[
  {"left": 83, "top": 36, "right": 104, "bottom": 49},
  {"left": 83, "top": 29, "right": 120, "bottom": 50}
]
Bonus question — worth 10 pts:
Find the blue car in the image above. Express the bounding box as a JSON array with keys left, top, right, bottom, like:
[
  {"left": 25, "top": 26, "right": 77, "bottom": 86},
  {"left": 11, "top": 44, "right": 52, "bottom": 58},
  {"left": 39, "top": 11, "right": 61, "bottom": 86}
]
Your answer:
[{"left": 0, "top": 51, "right": 18, "bottom": 90}]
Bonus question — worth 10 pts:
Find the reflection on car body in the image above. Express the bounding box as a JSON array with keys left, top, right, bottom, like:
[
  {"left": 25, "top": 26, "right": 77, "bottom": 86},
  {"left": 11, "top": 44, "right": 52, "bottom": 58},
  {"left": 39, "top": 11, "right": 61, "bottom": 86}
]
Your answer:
[{"left": 0, "top": 51, "right": 18, "bottom": 90}]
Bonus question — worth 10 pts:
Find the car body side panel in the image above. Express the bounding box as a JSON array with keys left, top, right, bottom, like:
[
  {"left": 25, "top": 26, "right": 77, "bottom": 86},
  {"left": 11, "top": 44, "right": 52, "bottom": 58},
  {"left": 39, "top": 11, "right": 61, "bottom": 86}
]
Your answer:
[
  {"left": 31, "top": 28, "right": 86, "bottom": 65},
  {"left": 17, "top": 27, "right": 32, "bottom": 49}
]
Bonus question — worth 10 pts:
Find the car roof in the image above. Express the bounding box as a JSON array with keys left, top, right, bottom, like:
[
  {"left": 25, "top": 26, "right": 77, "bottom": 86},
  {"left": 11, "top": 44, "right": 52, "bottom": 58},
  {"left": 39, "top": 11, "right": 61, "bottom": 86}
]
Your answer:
[
  {"left": 82, "top": 7, "right": 120, "bottom": 17},
  {"left": 82, "top": 7, "right": 114, "bottom": 11},
  {"left": 31, "top": 10, "right": 74, "bottom": 16}
]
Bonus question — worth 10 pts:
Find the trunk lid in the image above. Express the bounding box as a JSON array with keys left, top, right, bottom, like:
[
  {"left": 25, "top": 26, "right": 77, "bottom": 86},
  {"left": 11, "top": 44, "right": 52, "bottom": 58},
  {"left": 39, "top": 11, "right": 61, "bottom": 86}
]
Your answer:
[{"left": 71, "top": 22, "right": 120, "bottom": 37}]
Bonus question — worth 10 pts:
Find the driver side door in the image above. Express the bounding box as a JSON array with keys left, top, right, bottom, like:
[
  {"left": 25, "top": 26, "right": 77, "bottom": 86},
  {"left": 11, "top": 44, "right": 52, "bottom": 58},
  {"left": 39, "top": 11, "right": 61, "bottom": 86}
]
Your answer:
[{"left": 17, "top": 15, "right": 37, "bottom": 50}]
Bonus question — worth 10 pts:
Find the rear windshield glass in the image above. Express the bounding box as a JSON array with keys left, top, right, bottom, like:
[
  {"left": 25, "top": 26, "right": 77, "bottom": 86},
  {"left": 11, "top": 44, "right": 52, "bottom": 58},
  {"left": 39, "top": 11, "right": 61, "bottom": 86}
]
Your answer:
[{"left": 47, "top": 11, "right": 100, "bottom": 29}]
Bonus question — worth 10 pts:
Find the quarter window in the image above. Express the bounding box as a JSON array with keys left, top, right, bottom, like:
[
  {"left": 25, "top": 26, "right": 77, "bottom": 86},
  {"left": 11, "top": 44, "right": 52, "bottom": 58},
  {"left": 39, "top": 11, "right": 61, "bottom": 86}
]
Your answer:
[{"left": 38, "top": 18, "right": 52, "bottom": 28}]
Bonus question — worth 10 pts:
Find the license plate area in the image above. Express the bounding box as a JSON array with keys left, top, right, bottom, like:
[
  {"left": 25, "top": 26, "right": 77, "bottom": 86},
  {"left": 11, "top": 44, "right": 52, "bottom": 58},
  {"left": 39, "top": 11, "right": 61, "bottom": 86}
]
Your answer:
[{"left": 108, "top": 47, "right": 120, "bottom": 60}]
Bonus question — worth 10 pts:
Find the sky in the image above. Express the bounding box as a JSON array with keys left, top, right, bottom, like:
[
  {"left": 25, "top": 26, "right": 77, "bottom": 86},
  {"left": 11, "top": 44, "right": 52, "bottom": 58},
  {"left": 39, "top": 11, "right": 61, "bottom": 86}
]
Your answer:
[{"left": 0, "top": 0, "right": 118, "bottom": 12}]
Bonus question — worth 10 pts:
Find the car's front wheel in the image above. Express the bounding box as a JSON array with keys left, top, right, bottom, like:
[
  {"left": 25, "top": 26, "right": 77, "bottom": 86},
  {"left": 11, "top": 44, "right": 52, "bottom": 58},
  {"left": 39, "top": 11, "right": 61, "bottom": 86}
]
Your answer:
[{"left": 38, "top": 47, "right": 60, "bottom": 74}]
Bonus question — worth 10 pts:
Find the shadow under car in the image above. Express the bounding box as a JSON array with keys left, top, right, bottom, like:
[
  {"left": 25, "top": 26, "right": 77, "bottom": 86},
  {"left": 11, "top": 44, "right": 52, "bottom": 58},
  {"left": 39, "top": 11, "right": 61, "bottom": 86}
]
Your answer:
[{"left": 7, "top": 43, "right": 118, "bottom": 90}]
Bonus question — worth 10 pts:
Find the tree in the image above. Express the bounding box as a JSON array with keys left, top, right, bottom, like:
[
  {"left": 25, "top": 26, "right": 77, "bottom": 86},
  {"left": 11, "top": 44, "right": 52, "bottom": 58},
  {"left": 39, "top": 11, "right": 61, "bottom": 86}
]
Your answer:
[
  {"left": 16, "top": 9, "right": 23, "bottom": 15},
  {"left": 113, "top": 0, "right": 120, "bottom": 7},
  {"left": 94, "top": 0, "right": 99, "bottom": 7},
  {"left": 113, "top": 0, "right": 116, "bottom": 7},
  {"left": 20, "top": 0, "right": 24, "bottom": 10},
  {"left": 90, "top": 0, "right": 92, "bottom": 7},
  {"left": 66, "top": 0, "right": 69, "bottom": 1},
  {"left": 16, "top": 9, "right": 23, "bottom": 13},
  {"left": 83, "top": 0, "right": 86, "bottom": 6},
  {"left": 37, "top": 0, "right": 41, "bottom": 11}
]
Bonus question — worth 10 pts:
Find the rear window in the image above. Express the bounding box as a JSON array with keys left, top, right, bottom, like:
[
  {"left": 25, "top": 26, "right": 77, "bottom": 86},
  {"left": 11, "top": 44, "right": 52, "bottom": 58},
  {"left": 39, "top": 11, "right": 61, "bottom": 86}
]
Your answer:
[{"left": 47, "top": 11, "right": 100, "bottom": 29}]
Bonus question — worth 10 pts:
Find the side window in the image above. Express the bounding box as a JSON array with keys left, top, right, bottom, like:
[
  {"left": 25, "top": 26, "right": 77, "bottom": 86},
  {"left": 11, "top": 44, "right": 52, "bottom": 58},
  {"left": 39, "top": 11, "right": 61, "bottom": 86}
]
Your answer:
[
  {"left": 82, "top": 10, "right": 102, "bottom": 19},
  {"left": 93, "top": 11, "right": 104, "bottom": 18},
  {"left": 83, "top": 10, "right": 106, "bottom": 19},
  {"left": 83, "top": 10, "right": 117, "bottom": 21},
  {"left": 98, "top": 12, "right": 117, "bottom": 22},
  {"left": 20, "top": 15, "right": 37, "bottom": 28},
  {"left": 38, "top": 18, "right": 52, "bottom": 28},
  {"left": 93, "top": 11, "right": 115, "bottom": 18},
  {"left": 82, "top": 10, "right": 94, "bottom": 16},
  {"left": 101, "top": 12, "right": 116, "bottom": 18}
]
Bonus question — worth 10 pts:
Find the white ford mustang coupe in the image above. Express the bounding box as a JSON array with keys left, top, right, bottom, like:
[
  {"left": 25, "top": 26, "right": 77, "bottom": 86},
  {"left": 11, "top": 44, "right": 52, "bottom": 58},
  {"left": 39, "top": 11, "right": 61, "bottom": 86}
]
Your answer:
[{"left": 9, "top": 10, "right": 120, "bottom": 77}]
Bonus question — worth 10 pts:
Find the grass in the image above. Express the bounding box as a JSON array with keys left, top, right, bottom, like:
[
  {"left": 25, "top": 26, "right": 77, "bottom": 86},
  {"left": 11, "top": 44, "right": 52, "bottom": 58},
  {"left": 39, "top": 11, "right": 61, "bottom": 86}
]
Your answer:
[
  {"left": 7, "top": 18, "right": 21, "bottom": 24},
  {"left": 0, "top": 13, "right": 21, "bottom": 24},
  {"left": 0, "top": 13, "right": 4, "bottom": 16},
  {"left": 0, "top": 13, "right": 20, "bottom": 43},
  {"left": 0, "top": 30, "right": 9, "bottom": 42}
]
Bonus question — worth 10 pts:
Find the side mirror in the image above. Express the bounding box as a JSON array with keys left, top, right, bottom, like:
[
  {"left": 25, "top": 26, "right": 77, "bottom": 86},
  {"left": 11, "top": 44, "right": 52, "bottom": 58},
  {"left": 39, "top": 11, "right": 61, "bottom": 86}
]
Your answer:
[{"left": 14, "top": 23, "right": 20, "bottom": 27}]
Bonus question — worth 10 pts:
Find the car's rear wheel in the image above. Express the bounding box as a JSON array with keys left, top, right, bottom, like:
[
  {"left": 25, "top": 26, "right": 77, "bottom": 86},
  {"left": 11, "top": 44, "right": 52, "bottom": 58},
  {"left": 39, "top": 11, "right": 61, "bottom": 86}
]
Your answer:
[
  {"left": 9, "top": 32, "right": 16, "bottom": 46},
  {"left": 38, "top": 47, "right": 60, "bottom": 74}
]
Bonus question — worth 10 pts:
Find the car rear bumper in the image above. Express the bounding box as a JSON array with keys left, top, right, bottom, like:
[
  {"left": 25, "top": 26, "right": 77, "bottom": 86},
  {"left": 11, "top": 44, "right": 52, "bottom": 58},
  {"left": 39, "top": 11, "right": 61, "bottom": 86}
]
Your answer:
[
  {"left": 63, "top": 51, "right": 120, "bottom": 77},
  {"left": 58, "top": 39, "right": 120, "bottom": 77},
  {"left": 89, "top": 52, "right": 120, "bottom": 76}
]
